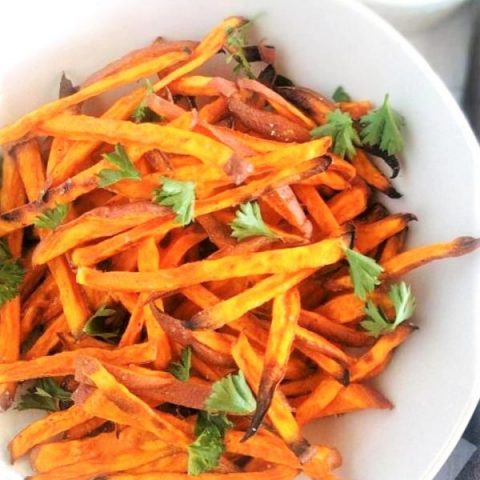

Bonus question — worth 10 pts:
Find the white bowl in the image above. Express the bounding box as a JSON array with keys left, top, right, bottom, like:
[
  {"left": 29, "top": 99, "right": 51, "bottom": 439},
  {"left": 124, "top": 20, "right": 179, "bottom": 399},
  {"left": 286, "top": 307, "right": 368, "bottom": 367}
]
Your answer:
[
  {"left": 362, "top": 0, "right": 469, "bottom": 32},
  {"left": 0, "top": 1, "right": 479, "bottom": 480}
]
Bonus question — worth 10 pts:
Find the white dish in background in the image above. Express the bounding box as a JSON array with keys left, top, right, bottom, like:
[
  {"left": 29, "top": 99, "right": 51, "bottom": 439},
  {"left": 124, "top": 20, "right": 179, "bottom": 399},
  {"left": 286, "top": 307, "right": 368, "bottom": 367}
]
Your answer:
[
  {"left": 362, "top": 0, "right": 470, "bottom": 32},
  {"left": 0, "top": 1, "right": 479, "bottom": 480}
]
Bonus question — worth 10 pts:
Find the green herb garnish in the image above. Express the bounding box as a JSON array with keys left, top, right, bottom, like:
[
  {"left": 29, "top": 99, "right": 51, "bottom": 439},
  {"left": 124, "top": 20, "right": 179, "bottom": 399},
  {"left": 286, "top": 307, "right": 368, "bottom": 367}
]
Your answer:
[
  {"left": 152, "top": 177, "right": 196, "bottom": 225},
  {"left": 97, "top": 144, "right": 141, "bottom": 187},
  {"left": 311, "top": 109, "right": 361, "bottom": 159},
  {"left": 332, "top": 86, "right": 352, "bottom": 102},
  {"left": 230, "top": 202, "right": 277, "bottom": 241},
  {"left": 16, "top": 378, "right": 71, "bottom": 412},
  {"left": 0, "top": 239, "right": 24, "bottom": 307},
  {"left": 33, "top": 204, "right": 68, "bottom": 229},
  {"left": 169, "top": 346, "right": 192, "bottom": 382}
]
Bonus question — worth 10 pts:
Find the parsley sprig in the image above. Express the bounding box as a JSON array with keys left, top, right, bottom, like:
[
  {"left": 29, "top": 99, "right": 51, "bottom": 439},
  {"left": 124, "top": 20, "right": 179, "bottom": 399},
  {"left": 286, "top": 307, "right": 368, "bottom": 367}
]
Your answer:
[
  {"left": 97, "top": 144, "right": 141, "bottom": 188},
  {"left": 332, "top": 86, "right": 352, "bottom": 102},
  {"left": 0, "top": 240, "right": 24, "bottom": 308},
  {"left": 33, "top": 204, "right": 69, "bottom": 229},
  {"left": 16, "top": 378, "right": 72, "bottom": 412},
  {"left": 344, "top": 247, "right": 384, "bottom": 301},
  {"left": 230, "top": 202, "right": 277, "bottom": 241},
  {"left": 131, "top": 79, "right": 162, "bottom": 123},
  {"left": 361, "top": 282, "right": 416, "bottom": 337},
  {"left": 82, "top": 305, "right": 120, "bottom": 342},
  {"left": 311, "top": 109, "right": 361, "bottom": 159},
  {"left": 153, "top": 178, "right": 196, "bottom": 225},
  {"left": 360, "top": 94, "right": 405, "bottom": 156},
  {"left": 187, "top": 371, "right": 255, "bottom": 475},
  {"left": 169, "top": 346, "right": 192, "bottom": 382},
  {"left": 225, "top": 22, "right": 256, "bottom": 79}
]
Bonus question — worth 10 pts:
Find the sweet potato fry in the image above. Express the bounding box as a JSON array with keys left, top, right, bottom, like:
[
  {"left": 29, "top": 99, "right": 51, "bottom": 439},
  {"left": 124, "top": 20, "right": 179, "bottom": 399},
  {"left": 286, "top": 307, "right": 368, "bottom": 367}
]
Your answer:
[
  {"left": 83, "top": 40, "right": 198, "bottom": 87},
  {"left": 354, "top": 213, "right": 415, "bottom": 254},
  {"left": 351, "top": 149, "right": 401, "bottom": 198},
  {"left": 71, "top": 158, "right": 330, "bottom": 267},
  {"left": 350, "top": 324, "right": 415, "bottom": 382},
  {"left": 23, "top": 315, "right": 67, "bottom": 360},
  {"left": 0, "top": 50, "right": 191, "bottom": 144},
  {"left": 280, "top": 371, "right": 327, "bottom": 398},
  {"left": 74, "top": 356, "right": 190, "bottom": 444},
  {"left": 150, "top": 305, "right": 234, "bottom": 367},
  {"left": 64, "top": 416, "right": 109, "bottom": 439},
  {"left": 199, "top": 96, "right": 229, "bottom": 123},
  {"left": 33, "top": 203, "right": 170, "bottom": 265},
  {"left": 246, "top": 288, "right": 301, "bottom": 439},
  {"left": 228, "top": 95, "right": 311, "bottom": 143},
  {"left": 188, "top": 270, "right": 315, "bottom": 330},
  {"left": 379, "top": 229, "right": 407, "bottom": 263},
  {"left": 325, "top": 237, "right": 480, "bottom": 292},
  {"left": 159, "top": 227, "right": 208, "bottom": 268},
  {"left": 9, "top": 406, "right": 92, "bottom": 461},
  {"left": 293, "top": 184, "right": 341, "bottom": 237},
  {"left": 327, "top": 178, "right": 370, "bottom": 224},
  {"left": 0, "top": 342, "right": 156, "bottom": 382},
  {"left": 338, "top": 100, "right": 372, "bottom": 119},
  {"left": 232, "top": 334, "right": 340, "bottom": 476},
  {"left": 314, "top": 383, "right": 393, "bottom": 417},
  {"left": 106, "top": 465, "right": 299, "bottom": 480},
  {"left": 299, "top": 309, "right": 372, "bottom": 347},
  {"left": 296, "top": 378, "right": 344, "bottom": 425}
]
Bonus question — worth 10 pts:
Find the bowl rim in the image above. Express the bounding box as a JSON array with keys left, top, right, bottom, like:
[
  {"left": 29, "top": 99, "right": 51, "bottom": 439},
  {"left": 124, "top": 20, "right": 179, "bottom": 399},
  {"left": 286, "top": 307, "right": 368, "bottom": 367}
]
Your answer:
[
  {"left": 363, "top": 0, "right": 467, "bottom": 9},
  {"left": 343, "top": 1, "right": 480, "bottom": 478}
]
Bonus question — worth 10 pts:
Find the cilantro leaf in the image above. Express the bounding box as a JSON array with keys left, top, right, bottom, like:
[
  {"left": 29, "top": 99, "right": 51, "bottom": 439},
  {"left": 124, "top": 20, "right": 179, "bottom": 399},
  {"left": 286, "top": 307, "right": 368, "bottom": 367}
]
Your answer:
[
  {"left": 225, "top": 22, "right": 256, "bottom": 79},
  {"left": 332, "top": 86, "right": 352, "bottom": 102},
  {"left": 188, "top": 424, "right": 224, "bottom": 475},
  {"left": 82, "top": 305, "right": 119, "bottom": 341},
  {"left": 204, "top": 371, "right": 256, "bottom": 415},
  {"left": 188, "top": 412, "right": 233, "bottom": 476},
  {"left": 389, "top": 282, "right": 416, "bottom": 327},
  {"left": 0, "top": 240, "right": 24, "bottom": 308},
  {"left": 195, "top": 411, "right": 233, "bottom": 437},
  {"left": 97, "top": 144, "right": 141, "bottom": 187},
  {"left": 311, "top": 109, "right": 361, "bottom": 159},
  {"left": 169, "top": 346, "right": 192, "bottom": 382},
  {"left": 361, "top": 282, "right": 416, "bottom": 337},
  {"left": 230, "top": 202, "right": 277, "bottom": 241},
  {"left": 17, "top": 378, "right": 71, "bottom": 412},
  {"left": 360, "top": 94, "right": 405, "bottom": 156},
  {"left": 131, "top": 79, "right": 163, "bottom": 123},
  {"left": 344, "top": 247, "right": 384, "bottom": 301},
  {"left": 33, "top": 204, "right": 69, "bottom": 229},
  {"left": 152, "top": 177, "right": 196, "bottom": 225}
]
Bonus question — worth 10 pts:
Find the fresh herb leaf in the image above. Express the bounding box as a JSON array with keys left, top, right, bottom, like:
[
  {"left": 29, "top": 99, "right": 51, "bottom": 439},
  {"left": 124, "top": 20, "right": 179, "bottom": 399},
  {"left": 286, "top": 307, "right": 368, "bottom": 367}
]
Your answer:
[
  {"left": 195, "top": 411, "right": 233, "bottom": 437},
  {"left": 97, "top": 144, "right": 141, "bottom": 187},
  {"left": 344, "top": 247, "right": 384, "bottom": 301},
  {"left": 17, "top": 378, "right": 72, "bottom": 412},
  {"left": 230, "top": 202, "right": 277, "bottom": 241},
  {"left": 131, "top": 79, "right": 163, "bottom": 123},
  {"left": 360, "top": 94, "right": 405, "bottom": 156},
  {"left": 169, "top": 346, "right": 192, "bottom": 382},
  {"left": 188, "top": 423, "right": 224, "bottom": 475},
  {"left": 204, "top": 371, "right": 256, "bottom": 415},
  {"left": 332, "top": 86, "right": 352, "bottom": 102},
  {"left": 82, "top": 305, "right": 119, "bottom": 341},
  {"left": 153, "top": 177, "right": 196, "bottom": 225},
  {"left": 33, "top": 204, "right": 69, "bottom": 229},
  {"left": 225, "top": 22, "right": 256, "bottom": 79},
  {"left": 311, "top": 109, "right": 361, "bottom": 159},
  {"left": 361, "top": 282, "right": 416, "bottom": 337},
  {"left": 0, "top": 239, "right": 24, "bottom": 308}
]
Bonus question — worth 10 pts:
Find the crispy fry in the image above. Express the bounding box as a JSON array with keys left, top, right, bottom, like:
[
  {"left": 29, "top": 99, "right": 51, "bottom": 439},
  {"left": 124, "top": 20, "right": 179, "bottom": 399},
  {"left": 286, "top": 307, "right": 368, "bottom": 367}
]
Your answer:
[
  {"left": 325, "top": 237, "right": 480, "bottom": 292},
  {"left": 0, "top": 342, "right": 156, "bottom": 382},
  {"left": 350, "top": 324, "right": 415, "bottom": 382},
  {"left": 23, "top": 314, "right": 67, "bottom": 360},
  {"left": 77, "top": 236, "right": 346, "bottom": 294},
  {"left": 246, "top": 288, "right": 301, "bottom": 439},
  {"left": 296, "top": 378, "right": 344, "bottom": 425},
  {"left": 327, "top": 178, "right": 370, "bottom": 224},
  {"left": 351, "top": 149, "right": 401, "bottom": 198},
  {"left": 314, "top": 383, "right": 393, "bottom": 417},
  {"left": 338, "top": 100, "right": 372, "bottom": 119},
  {"left": 280, "top": 371, "right": 327, "bottom": 398},
  {"left": 33, "top": 203, "right": 170, "bottom": 265},
  {"left": 9, "top": 406, "right": 92, "bottom": 461},
  {"left": 379, "top": 229, "right": 407, "bottom": 263},
  {"left": 232, "top": 333, "right": 341, "bottom": 475},
  {"left": 74, "top": 356, "right": 190, "bottom": 444}
]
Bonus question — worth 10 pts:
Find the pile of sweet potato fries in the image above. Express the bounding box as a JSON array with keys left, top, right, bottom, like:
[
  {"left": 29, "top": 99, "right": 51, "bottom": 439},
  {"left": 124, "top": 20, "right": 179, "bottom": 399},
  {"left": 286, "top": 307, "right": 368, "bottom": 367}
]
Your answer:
[{"left": 0, "top": 16, "right": 478, "bottom": 480}]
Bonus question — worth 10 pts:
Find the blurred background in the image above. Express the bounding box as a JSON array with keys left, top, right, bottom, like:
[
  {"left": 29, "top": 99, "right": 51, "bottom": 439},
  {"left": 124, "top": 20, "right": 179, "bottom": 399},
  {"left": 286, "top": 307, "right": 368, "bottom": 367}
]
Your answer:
[{"left": 359, "top": 1, "right": 479, "bottom": 478}]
